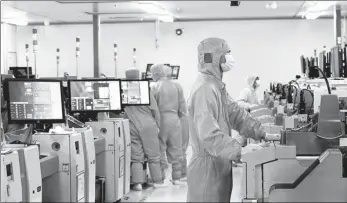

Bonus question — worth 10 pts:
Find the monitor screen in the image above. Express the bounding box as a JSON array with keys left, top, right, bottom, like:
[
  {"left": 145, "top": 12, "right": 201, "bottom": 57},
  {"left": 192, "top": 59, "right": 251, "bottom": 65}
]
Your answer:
[
  {"left": 300, "top": 56, "right": 305, "bottom": 74},
  {"left": 121, "top": 80, "right": 150, "bottom": 105},
  {"left": 141, "top": 72, "right": 146, "bottom": 79},
  {"left": 69, "top": 79, "right": 122, "bottom": 112},
  {"left": 6, "top": 79, "right": 65, "bottom": 124},
  {"left": 171, "top": 66, "right": 180, "bottom": 79},
  {"left": 9, "top": 67, "right": 33, "bottom": 78},
  {"left": 145, "top": 64, "right": 154, "bottom": 79}
]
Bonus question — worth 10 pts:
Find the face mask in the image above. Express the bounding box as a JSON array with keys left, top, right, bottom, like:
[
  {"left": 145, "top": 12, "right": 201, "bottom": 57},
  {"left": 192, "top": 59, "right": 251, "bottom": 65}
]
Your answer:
[
  {"left": 221, "top": 54, "right": 235, "bottom": 72},
  {"left": 255, "top": 80, "right": 260, "bottom": 87}
]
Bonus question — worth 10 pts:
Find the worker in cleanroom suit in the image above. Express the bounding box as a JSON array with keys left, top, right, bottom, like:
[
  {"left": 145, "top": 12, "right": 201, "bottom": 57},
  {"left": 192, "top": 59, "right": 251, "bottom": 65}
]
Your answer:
[
  {"left": 151, "top": 64, "right": 185, "bottom": 185},
  {"left": 237, "top": 75, "right": 261, "bottom": 110},
  {"left": 235, "top": 75, "right": 261, "bottom": 147},
  {"left": 187, "top": 38, "right": 267, "bottom": 202},
  {"left": 163, "top": 65, "right": 189, "bottom": 181},
  {"left": 123, "top": 68, "right": 167, "bottom": 191}
]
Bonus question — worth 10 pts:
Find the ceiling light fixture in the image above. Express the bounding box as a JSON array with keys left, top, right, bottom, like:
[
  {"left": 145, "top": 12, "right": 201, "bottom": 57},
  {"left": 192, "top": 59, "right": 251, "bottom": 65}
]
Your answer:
[
  {"left": 301, "top": 1, "right": 336, "bottom": 20},
  {"left": 265, "top": 1, "right": 277, "bottom": 10},
  {"left": 1, "top": 18, "right": 28, "bottom": 26},
  {"left": 270, "top": 1, "right": 277, "bottom": 9},
  {"left": 158, "top": 15, "right": 174, "bottom": 23},
  {"left": 1, "top": 4, "right": 29, "bottom": 26},
  {"left": 137, "top": 1, "right": 175, "bottom": 23},
  {"left": 305, "top": 11, "right": 328, "bottom": 20}
]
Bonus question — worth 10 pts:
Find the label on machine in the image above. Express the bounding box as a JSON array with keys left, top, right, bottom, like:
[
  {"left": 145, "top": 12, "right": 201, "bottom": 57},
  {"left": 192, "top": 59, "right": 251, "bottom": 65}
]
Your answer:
[
  {"left": 340, "top": 138, "right": 347, "bottom": 147},
  {"left": 287, "top": 103, "right": 294, "bottom": 110},
  {"left": 298, "top": 114, "right": 308, "bottom": 123},
  {"left": 119, "top": 156, "right": 124, "bottom": 177},
  {"left": 77, "top": 174, "right": 85, "bottom": 201},
  {"left": 62, "top": 163, "right": 69, "bottom": 172}
]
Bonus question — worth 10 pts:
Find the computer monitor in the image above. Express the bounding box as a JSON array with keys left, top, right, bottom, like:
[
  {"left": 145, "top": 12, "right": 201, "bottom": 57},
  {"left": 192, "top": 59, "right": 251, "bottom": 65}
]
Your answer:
[
  {"left": 331, "top": 46, "right": 341, "bottom": 78},
  {"left": 68, "top": 79, "right": 122, "bottom": 112},
  {"left": 5, "top": 79, "right": 65, "bottom": 124},
  {"left": 300, "top": 56, "right": 306, "bottom": 74},
  {"left": 9, "top": 67, "right": 33, "bottom": 78},
  {"left": 145, "top": 64, "right": 154, "bottom": 79},
  {"left": 121, "top": 80, "right": 150, "bottom": 106},
  {"left": 171, "top": 66, "right": 180, "bottom": 79},
  {"left": 141, "top": 72, "right": 146, "bottom": 79}
]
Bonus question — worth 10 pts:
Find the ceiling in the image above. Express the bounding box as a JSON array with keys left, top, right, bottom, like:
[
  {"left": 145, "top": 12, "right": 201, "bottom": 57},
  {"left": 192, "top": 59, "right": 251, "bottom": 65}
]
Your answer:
[{"left": 2, "top": 1, "right": 347, "bottom": 25}]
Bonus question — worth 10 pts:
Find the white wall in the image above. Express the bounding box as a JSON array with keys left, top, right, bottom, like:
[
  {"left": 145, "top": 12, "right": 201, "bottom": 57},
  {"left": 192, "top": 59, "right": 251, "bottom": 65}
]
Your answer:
[
  {"left": 1, "top": 23, "right": 17, "bottom": 74},
  {"left": 16, "top": 19, "right": 337, "bottom": 99}
]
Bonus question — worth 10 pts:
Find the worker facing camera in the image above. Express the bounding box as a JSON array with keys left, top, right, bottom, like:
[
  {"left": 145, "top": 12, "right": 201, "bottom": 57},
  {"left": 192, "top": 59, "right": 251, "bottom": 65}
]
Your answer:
[{"left": 238, "top": 75, "right": 261, "bottom": 111}]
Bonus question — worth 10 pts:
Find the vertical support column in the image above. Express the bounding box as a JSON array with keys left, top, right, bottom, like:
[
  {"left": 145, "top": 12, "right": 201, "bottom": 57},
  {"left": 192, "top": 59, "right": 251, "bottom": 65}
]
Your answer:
[
  {"left": 92, "top": 8, "right": 100, "bottom": 78},
  {"left": 334, "top": 4, "right": 342, "bottom": 45}
]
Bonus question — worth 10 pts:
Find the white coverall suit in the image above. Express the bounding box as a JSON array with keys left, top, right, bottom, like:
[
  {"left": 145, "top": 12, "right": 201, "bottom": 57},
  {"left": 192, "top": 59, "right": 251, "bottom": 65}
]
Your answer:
[
  {"left": 186, "top": 38, "right": 266, "bottom": 202},
  {"left": 163, "top": 65, "right": 189, "bottom": 178},
  {"left": 124, "top": 69, "right": 163, "bottom": 184},
  {"left": 151, "top": 64, "right": 186, "bottom": 181},
  {"left": 237, "top": 75, "right": 260, "bottom": 109}
]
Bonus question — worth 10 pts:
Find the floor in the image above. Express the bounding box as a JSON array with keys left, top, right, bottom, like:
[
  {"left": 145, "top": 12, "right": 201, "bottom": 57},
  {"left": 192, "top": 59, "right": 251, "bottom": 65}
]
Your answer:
[{"left": 122, "top": 146, "right": 244, "bottom": 202}]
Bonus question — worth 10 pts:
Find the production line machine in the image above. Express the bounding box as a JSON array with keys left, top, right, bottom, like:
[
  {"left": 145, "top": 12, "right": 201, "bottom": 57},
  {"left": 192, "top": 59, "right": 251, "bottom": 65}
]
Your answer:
[
  {"left": 1, "top": 77, "right": 149, "bottom": 203},
  {"left": 241, "top": 143, "right": 347, "bottom": 202},
  {"left": 242, "top": 91, "right": 347, "bottom": 202}
]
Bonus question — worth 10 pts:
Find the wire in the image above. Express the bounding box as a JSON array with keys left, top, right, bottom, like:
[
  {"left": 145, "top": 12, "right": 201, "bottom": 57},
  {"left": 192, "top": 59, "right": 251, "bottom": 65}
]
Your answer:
[
  {"left": 301, "top": 89, "right": 314, "bottom": 113},
  {"left": 290, "top": 84, "right": 298, "bottom": 109},
  {"left": 290, "top": 80, "right": 300, "bottom": 89},
  {"left": 291, "top": 122, "right": 313, "bottom": 132},
  {"left": 314, "top": 67, "right": 331, "bottom": 94}
]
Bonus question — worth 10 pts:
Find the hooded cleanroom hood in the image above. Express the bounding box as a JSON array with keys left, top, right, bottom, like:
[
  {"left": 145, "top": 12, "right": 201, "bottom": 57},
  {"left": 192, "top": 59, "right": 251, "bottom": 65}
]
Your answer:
[
  {"left": 163, "top": 65, "right": 173, "bottom": 78},
  {"left": 125, "top": 68, "right": 140, "bottom": 79},
  {"left": 151, "top": 64, "right": 166, "bottom": 81},
  {"left": 246, "top": 75, "right": 258, "bottom": 89},
  {"left": 198, "top": 38, "right": 231, "bottom": 81}
]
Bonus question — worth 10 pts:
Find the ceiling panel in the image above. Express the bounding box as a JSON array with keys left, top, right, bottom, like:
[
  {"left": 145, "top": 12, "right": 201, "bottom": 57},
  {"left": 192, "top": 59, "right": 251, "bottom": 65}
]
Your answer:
[
  {"left": 3, "top": 0, "right": 347, "bottom": 24},
  {"left": 162, "top": 1, "right": 304, "bottom": 19}
]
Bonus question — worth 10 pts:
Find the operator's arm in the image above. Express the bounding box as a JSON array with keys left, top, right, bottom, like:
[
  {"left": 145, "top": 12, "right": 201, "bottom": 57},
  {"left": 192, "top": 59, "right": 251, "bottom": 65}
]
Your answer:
[
  {"left": 177, "top": 84, "right": 188, "bottom": 118},
  {"left": 228, "top": 94, "right": 266, "bottom": 141},
  {"left": 192, "top": 86, "right": 241, "bottom": 161},
  {"left": 149, "top": 90, "right": 161, "bottom": 127},
  {"left": 237, "top": 88, "right": 252, "bottom": 110}
]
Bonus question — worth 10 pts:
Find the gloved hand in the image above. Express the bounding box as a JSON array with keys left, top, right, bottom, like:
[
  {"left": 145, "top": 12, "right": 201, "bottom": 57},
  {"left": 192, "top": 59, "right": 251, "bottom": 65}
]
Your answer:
[
  {"left": 264, "top": 133, "right": 281, "bottom": 141},
  {"left": 267, "top": 100, "right": 274, "bottom": 109},
  {"left": 241, "top": 143, "right": 264, "bottom": 155}
]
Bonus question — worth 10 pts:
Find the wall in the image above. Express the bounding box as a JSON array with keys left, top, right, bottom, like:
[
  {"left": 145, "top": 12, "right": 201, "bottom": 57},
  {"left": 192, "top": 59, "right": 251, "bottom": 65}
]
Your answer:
[
  {"left": 1, "top": 23, "right": 17, "bottom": 74},
  {"left": 16, "top": 19, "right": 338, "bottom": 99}
]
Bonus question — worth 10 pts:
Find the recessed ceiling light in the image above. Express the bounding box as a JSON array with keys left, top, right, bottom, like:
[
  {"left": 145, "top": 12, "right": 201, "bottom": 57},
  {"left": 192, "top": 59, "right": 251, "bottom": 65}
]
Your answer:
[
  {"left": 176, "top": 7, "right": 181, "bottom": 12},
  {"left": 270, "top": 2, "right": 277, "bottom": 9}
]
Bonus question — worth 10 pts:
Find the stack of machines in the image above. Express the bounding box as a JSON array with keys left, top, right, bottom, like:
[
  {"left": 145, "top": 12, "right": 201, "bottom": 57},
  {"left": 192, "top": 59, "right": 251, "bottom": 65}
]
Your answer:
[
  {"left": 241, "top": 96, "right": 347, "bottom": 202},
  {"left": 0, "top": 75, "right": 152, "bottom": 202},
  {"left": 241, "top": 46, "right": 347, "bottom": 202}
]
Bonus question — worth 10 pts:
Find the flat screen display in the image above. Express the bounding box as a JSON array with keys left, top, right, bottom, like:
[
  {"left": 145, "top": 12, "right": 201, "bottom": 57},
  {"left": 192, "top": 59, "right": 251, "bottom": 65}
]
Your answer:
[
  {"left": 121, "top": 80, "right": 150, "bottom": 105},
  {"left": 145, "top": 64, "right": 154, "bottom": 79},
  {"left": 9, "top": 67, "right": 33, "bottom": 78},
  {"left": 69, "top": 79, "right": 122, "bottom": 112},
  {"left": 171, "top": 66, "right": 180, "bottom": 79},
  {"left": 6, "top": 79, "right": 65, "bottom": 123}
]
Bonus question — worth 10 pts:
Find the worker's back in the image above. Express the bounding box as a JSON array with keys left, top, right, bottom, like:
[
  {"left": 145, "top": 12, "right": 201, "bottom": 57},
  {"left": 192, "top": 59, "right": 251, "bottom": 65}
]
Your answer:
[{"left": 152, "top": 79, "right": 180, "bottom": 116}]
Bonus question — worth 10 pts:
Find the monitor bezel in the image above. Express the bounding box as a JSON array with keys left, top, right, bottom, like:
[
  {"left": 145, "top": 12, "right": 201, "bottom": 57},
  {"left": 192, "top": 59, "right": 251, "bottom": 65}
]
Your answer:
[
  {"left": 68, "top": 79, "right": 123, "bottom": 113},
  {"left": 171, "top": 65, "right": 180, "bottom": 80},
  {"left": 145, "top": 64, "right": 154, "bottom": 79},
  {"left": 9, "top": 66, "right": 33, "bottom": 75},
  {"left": 120, "top": 79, "right": 151, "bottom": 106},
  {"left": 6, "top": 78, "right": 66, "bottom": 124}
]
